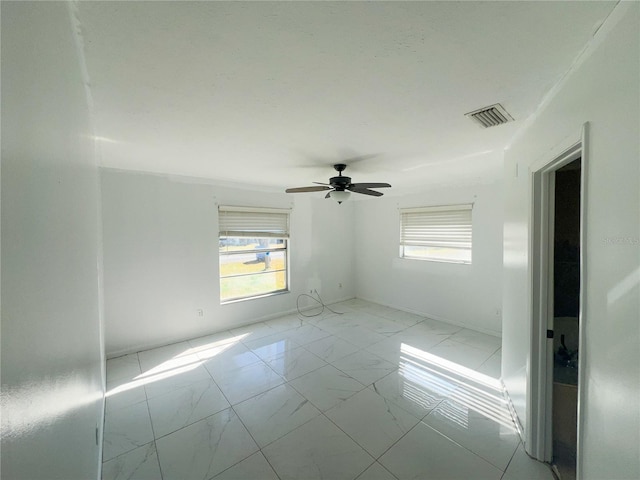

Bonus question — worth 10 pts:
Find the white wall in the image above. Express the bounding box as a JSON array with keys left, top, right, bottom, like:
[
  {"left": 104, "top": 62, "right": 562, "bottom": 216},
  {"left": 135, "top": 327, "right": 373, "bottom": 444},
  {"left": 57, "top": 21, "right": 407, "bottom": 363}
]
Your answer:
[
  {"left": 354, "top": 180, "right": 504, "bottom": 336},
  {"left": 101, "top": 169, "right": 355, "bottom": 357},
  {"left": 502, "top": 3, "right": 639, "bottom": 478},
  {"left": 1, "top": 2, "right": 104, "bottom": 479}
]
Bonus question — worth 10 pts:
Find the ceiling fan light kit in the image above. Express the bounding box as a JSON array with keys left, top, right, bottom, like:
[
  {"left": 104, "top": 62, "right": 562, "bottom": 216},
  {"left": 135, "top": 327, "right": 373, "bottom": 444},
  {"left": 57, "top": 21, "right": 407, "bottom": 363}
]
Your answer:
[
  {"left": 285, "top": 163, "right": 391, "bottom": 204},
  {"left": 330, "top": 190, "right": 351, "bottom": 204}
]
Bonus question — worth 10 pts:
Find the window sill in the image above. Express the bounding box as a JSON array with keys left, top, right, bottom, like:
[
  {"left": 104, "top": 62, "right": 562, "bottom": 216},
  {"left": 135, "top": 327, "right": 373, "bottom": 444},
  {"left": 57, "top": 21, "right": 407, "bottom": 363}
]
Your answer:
[
  {"left": 221, "top": 289, "right": 290, "bottom": 305},
  {"left": 400, "top": 256, "right": 472, "bottom": 265}
]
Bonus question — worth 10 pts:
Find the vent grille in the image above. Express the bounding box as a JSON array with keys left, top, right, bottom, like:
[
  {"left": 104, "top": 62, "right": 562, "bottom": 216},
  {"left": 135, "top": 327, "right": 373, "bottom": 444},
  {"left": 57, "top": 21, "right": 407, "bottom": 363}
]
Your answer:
[{"left": 465, "top": 103, "right": 514, "bottom": 128}]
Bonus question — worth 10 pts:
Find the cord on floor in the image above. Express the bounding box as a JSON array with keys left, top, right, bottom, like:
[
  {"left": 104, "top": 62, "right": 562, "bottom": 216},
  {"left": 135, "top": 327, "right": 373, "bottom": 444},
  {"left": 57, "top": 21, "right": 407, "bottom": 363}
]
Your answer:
[{"left": 296, "top": 289, "right": 344, "bottom": 318}]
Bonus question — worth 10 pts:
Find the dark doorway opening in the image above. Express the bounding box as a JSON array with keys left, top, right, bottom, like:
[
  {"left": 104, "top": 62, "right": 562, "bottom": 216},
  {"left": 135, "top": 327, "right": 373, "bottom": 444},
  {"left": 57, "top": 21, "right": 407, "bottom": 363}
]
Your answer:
[{"left": 551, "top": 157, "right": 581, "bottom": 480}]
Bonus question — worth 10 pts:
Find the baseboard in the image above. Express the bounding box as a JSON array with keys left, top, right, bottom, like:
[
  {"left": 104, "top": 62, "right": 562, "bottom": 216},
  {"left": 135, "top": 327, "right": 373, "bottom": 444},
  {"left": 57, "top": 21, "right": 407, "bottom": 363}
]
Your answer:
[
  {"left": 106, "top": 295, "right": 356, "bottom": 359},
  {"left": 355, "top": 295, "right": 502, "bottom": 338},
  {"left": 502, "top": 379, "right": 526, "bottom": 445},
  {"left": 106, "top": 294, "right": 502, "bottom": 358},
  {"left": 250, "top": 294, "right": 354, "bottom": 323},
  {"left": 501, "top": 381, "right": 558, "bottom": 479}
]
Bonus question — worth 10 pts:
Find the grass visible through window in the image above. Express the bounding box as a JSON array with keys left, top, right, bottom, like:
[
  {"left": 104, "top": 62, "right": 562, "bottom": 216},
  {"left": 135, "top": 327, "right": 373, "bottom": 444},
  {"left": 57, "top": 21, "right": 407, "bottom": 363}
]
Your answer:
[{"left": 220, "top": 239, "right": 287, "bottom": 302}]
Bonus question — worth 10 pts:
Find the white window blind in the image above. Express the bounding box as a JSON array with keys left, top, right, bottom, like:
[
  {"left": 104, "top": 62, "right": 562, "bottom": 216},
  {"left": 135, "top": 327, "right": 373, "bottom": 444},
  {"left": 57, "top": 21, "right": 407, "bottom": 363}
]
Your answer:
[
  {"left": 400, "top": 204, "right": 472, "bottom": 263},
  {"left": 219, "top": 206, "right": 290, "bottom": 238}
]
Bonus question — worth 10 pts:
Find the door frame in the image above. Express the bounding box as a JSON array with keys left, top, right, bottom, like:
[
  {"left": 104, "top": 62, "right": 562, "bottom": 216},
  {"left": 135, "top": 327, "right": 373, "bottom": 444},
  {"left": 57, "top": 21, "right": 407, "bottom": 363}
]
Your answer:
[{"left": 528, "top": 123, "right": 588, "bottom": 476}]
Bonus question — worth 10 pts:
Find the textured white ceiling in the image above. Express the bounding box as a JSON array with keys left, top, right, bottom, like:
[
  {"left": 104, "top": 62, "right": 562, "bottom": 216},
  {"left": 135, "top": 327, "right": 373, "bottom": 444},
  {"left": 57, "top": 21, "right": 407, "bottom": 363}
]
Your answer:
[{"left": 77, "top": 1, "right": 616, "bottom": 193}]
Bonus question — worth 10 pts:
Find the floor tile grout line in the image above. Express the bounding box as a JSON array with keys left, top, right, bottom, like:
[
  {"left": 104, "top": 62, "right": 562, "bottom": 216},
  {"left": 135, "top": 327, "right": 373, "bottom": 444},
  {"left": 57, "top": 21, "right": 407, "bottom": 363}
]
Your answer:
[
  {"left": 367, "top": 372, "right": 441, "bottom": 421},
  {"left": 230, "top": 375, "right": 310, "bottom": 414},
  {"left": 104, "top": 300, "right": 518, "bottom": 480},
  {"left": 360, "top": 362, "right": 516, "bottom": 473},
  {"left": 254, "top": 406, "right": 322, "bottom": 450},
  {"left": 376, "top": 386, "right": 441, "bottom": 462},
  {"left": 137, "top": 346, "right": 164, "bottom": 480},
  {"left": 355, "top": 309, "right": 427, "bottom": 330},
  {"left": 499, "top": 440, "right": 523, "bottom": 480},
  {"left": 288, "top": 406, "right": 378, "bottom": 477},
  {"left": 290, "top": 360, "right": 435, "bottom": 468},
  {"left": 354, "top": 461, "right": 400, "bottom": 480},
  {"left": 206, "top": 354, "right": 287, "bottom": 395},
  {"left": 148, "top": 366, "right": 234, "bottom": 443},
  {"left": 447, "top": 337, "right": 502, "bottom": 356},
  {"left": 299, "top": 334, "right": 366, "bottom": 363},
  {"left": 224, "top": 404, "right": 277, "bottom": 479},
  {"left": 260, "top": 343, "right": 329, "bottom": 368},
  {"left": 100, "top": 439, "right": 157, "bottom": 466},
  {"left": 269, "top": 361, "right": 399, "bottom": 459},
  {"left": 221, "top": 377, "right": 331, "bottom": 480},
  {"left": 253, "top": 451, "right": 284, "bottom": 480},
  {"left": 373, "top": 417, "right": 425, "bottom": 468},
  {"left": 147, "top": 425, "right": 165, "bottom": 480},
  {"left": 207, "top": 346, "right": 335, "bottom": 408},
  {"left": 285, "top": 368, "right": 368, "bottom": 413},
  {"left": 420, "top": 420, "right": 512, "bottom": 473},
  {"left": 102, "top": 352, "right": 161, "bottom": 473},
  {"left": 477, "top": 345, "right": 503, "bottom": 364},
  {"left": 155, "top": 370, "right": 264, "bottom": 480},
  {"left": 320, "top": 390, "right": 424, "bottom": 464},
  {"left": 326, "top": 362, "right": 392, "bottom": 390},
  {"left": 107, "top": 303, "right": 417, "bottom": 363},
  {"left": 149, "top": 401, "right": 232, "bottom": 443},
  {"left": 244, "top": 319, "right": 361, "bottom": 366}
]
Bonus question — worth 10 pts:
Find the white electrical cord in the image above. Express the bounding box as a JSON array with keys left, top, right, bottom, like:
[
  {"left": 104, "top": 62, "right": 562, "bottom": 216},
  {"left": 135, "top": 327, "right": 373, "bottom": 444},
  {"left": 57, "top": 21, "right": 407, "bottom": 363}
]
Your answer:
[{"left": 296, "top": 289, "right": 344, "bottom": 318}]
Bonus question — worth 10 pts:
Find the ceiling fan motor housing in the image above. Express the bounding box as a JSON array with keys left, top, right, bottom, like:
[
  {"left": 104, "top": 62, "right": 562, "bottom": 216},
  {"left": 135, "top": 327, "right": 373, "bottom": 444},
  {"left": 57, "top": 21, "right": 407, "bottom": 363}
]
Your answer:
[{"left": 330, "top": 176, "right": 351, "bottom": 190}]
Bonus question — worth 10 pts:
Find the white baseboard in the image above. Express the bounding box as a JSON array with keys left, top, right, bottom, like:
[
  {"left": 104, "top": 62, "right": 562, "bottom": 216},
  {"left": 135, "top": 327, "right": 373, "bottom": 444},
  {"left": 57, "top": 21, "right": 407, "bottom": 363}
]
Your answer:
[
  {"left": 106, "top": 295, "right": 356, "bottom": 359},
  {"left": 107, "top": 294, "right": 502, "bottom": 358},
  {"left": 355, "top": 295, "right": 502, "bottom": 338},
  {"left": 502, "top": 379, "right": 526, "bottom": 445}
]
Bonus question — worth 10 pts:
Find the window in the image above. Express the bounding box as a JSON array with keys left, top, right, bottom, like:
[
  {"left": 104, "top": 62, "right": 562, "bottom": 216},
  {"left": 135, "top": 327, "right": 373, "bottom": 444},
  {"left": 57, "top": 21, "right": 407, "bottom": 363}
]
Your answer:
[
  {"left": 219, "top": 206, "right": 290, "bottom": 303},
  {"left": 400, "top": 204, "right": 472, "bottom": 264}
]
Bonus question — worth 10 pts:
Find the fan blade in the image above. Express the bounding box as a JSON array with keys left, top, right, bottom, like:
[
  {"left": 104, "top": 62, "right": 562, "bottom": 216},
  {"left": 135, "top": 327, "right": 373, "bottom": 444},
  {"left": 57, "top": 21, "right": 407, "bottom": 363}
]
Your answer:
[
  {"left": 341, "top": 153, "right": 379, "bottom": 164},
  {"left": 286, "top": 186, "right": 331, "bottom": 193},
  {"left": 312, "top": 181, "right": 331, "bottom": 186},
  {"left": 349, "top": 187, "right": 384, "bottom": 197},
  {"left": 350, "top": 182, "right": 391, "bottom": 189}
]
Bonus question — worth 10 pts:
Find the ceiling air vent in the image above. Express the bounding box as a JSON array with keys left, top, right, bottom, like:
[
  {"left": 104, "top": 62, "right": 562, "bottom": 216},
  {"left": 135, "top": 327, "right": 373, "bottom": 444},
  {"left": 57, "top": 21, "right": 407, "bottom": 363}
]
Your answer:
[{"left": 465, "top": 103, "right": 514, "bottom": 128}]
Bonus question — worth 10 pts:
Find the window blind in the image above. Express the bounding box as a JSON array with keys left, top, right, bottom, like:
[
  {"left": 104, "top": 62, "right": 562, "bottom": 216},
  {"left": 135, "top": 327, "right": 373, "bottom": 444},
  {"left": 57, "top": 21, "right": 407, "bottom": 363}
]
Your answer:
[
  {"left": 218, "top": 206, "right": 290, "bottom": 238},
  {"left": 400, "top": 204, "right": 472, "bottom": 249}
]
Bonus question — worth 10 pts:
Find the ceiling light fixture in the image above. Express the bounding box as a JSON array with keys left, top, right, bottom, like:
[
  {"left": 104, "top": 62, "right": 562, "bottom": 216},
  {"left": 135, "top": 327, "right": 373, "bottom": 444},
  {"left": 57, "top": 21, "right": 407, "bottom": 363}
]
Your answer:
[{"left": 331, "top": 190, "right": 350, "bottom": 204}]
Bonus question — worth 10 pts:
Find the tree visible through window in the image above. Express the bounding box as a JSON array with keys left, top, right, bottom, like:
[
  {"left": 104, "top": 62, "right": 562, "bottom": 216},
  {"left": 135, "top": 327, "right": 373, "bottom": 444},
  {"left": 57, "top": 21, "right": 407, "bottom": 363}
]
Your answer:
[
  {"left": 399, "top": 204, "right": 473, "bottom": 264},
  {"left": 219, "top": 207, "right": 290, "bottom": 303}
]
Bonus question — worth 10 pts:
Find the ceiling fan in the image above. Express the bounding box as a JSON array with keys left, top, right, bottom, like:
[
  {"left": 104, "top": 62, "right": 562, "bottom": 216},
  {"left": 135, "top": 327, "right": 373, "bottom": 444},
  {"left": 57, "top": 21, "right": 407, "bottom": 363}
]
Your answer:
[{"left": 285, "top": 163, "right": 391, "bottom": 204}]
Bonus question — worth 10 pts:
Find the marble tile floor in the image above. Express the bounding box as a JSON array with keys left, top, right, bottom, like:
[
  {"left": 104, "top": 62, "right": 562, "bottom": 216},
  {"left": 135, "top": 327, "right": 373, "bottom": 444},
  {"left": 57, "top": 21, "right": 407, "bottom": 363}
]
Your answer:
[{"left": 102, "top": 299, "right": 555, "bottom": 480}]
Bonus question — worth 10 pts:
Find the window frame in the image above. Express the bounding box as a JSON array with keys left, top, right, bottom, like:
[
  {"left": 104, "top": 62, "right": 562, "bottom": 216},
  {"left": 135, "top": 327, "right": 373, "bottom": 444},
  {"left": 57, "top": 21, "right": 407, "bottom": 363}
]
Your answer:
[
  {"left": 218, "top": 206, "right": 291, "bottom": 304},
  {"left": 399, "top": 203, "right": 473, "bottom": 264}
]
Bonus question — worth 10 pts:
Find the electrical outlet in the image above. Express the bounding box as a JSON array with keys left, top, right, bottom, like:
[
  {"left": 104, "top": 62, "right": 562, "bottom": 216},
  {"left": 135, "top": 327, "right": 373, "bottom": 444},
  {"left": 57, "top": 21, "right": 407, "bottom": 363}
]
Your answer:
[
  {"left": 338, "top": 283, "right": 342, "bottom": 289},
  {"left": 197, "top": 309, "right": 204, "bottom": 317}
]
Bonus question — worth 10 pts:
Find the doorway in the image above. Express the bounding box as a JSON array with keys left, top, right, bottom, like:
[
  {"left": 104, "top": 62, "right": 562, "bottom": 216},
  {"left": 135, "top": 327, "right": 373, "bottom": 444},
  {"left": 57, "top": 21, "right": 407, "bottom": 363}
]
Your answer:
[
  {"left": 529, "top": 126, "right": 587, "bottom": 479},
  {"left": 551, "top": 159, "right": 581, "bottom": 480}
]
